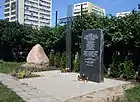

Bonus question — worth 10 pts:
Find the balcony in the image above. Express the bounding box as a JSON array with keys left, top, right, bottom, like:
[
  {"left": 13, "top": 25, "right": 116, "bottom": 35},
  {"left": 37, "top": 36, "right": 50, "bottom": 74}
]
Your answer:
[
  {"left": 5, "top": 8, "right": 9, "bottom": 13},
  {"left": 25, "top": 11, "right": 38, "bottom": 18},
  {"left": 40, "top": 9, "right": 51, "bottom": 15},
  {"left": 5, "top": 0, "right": 10, "bottom": 4},
  {"left": 29, "top": 7, "right": 39, "bottom": 13},
  {"left": 27, "top": 0, "right": 38, "bottom": 4},
  {"left": 25, "top": 0, "right": 38, "bottom": 8},
  {"left": 25, "top": 16, "right": 38, "bottom": 22},
  {"left": 10, "top": 16, "right": 17, "bottom": 21},
  {"left": 40, "top": 13, "right": 50, "bottom": 18},
  {"left": 24, "top": 20, "right": 39, "bottom": 26},
  {"left": 4, "top": 13, "right": 9, "bottom": 17},
  {"left": 5, "top": 4, "right": 10, "bottom": 8}
]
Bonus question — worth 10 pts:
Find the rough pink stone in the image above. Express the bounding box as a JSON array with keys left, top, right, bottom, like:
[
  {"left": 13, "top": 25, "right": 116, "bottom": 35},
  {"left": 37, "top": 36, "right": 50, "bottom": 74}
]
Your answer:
[{"left": 27, "top": 44, "right": 49, "bottom": 65}]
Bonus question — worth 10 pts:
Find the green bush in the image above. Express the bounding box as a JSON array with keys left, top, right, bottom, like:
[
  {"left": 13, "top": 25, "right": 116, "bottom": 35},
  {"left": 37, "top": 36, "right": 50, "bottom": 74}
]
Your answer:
[
  {"left": 11, "top": 69, "right": 40, "bottom": 79},
  {"left": 121, "top": 61, "right": 135, "bottom": 79},
  {"left": 110, "top": 61, "right": 122, "bottom": 78},
  {"left": 73, "top": 58, "right": 80, "bottom": 72},
  {"left": 110, "top": 60, "right": 135, "bottom": 80},
  {"left": 54, "top": 53, "right": 61, "bottom": 67},
  {"left": 60, "top": 53, "right": 66, "bottom": 69},
  {"left": 49, "top": 52, "right": 55, "bottom": 66},
  {"left": 48, "top": 52, "right": 66, "bottom": 69}
]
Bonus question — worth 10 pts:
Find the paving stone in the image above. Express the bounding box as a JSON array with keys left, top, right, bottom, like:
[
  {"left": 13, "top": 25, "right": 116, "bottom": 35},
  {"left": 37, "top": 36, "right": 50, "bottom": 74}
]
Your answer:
[
  {"left": 12, "top": 86, "right": 24, "bottom": 92},
  {"left": 26, "top": 98, "right": 41, "bottom": 102},
  {"left": 38, "top": 97, "right": 61, "bottom": 102},
  {"left": 27, "top": 90, "right": 47, "bottom": 98},
  {"left": 26, "top": 97, "right": 61, "bottom": 102},
  {"left": 16, "top": 91, "right": 34, "bottom": 100}
]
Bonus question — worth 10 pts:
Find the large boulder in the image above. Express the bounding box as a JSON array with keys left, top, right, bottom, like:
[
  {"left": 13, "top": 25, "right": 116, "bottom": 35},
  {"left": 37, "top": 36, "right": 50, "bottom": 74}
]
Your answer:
[
  {"left": 27, "top": 44, "right": 49, "bottom": 65},
  {"left": 21, "top": 44, "right": 49, "bottom": 71}
]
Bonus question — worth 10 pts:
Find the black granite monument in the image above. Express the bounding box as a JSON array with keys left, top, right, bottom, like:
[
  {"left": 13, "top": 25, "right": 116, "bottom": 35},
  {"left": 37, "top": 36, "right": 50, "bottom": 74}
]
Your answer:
[{"left": 80, "top": 29, "right": 104, "bottom": 83}]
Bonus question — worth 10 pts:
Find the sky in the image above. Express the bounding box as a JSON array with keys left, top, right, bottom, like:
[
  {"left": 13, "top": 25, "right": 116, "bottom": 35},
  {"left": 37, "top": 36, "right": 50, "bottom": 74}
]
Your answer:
[{"left": 0, "top": 0, "right": 139, "bottom": 26}]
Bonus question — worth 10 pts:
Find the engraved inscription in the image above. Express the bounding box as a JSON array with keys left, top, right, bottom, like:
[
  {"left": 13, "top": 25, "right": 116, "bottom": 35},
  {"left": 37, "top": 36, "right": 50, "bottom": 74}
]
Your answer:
[{"left": 83, "top": 33, "right": 99, "bottom": 66}]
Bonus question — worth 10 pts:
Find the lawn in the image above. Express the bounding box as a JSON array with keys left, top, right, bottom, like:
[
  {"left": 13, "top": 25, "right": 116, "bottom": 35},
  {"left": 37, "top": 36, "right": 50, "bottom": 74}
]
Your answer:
[
  {"left": 0, "top": 82, "right": 24, "bottom": 102},
  {"left": 0, "top": 62, "right": 23, "bottom": 74},
  {"left": 125, "top": 85, "right": 140, "bottom": 102}
]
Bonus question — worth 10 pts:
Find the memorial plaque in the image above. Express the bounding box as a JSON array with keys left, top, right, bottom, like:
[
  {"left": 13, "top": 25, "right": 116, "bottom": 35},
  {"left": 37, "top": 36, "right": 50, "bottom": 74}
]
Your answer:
[{"left": 80, "top": 29, "right": 104, "bottom": 83}]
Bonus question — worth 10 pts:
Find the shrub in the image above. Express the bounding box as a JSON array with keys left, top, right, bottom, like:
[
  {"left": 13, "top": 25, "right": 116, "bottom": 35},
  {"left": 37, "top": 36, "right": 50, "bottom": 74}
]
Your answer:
[
  {"left": 49, "top": 52, "right": 55, "bottom": 66},
  {"left": 73, "top": 58, "right": 80, "bottom": 72},
  {"left": 11, "top": 69, "right": 40, "bottom": 79},
  {"left": 121, "top": 61, "right": 135, "bottom": 80},
  {"left": 54, "top": 53, "right": 61, "bottom": 67},
  {"left": 110, "top": 61, "right": 122, "bottom": 78},
  {"left": 110, "top": 60, "right": 135, "bottom": 80},
  {"left": 60, "top": 53, "right": 66, "bottom": 70}
]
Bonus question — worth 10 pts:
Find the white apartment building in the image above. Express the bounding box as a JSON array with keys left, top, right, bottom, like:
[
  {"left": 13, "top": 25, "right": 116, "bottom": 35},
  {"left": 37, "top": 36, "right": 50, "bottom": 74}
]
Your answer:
[
  {"left": 116, "top": 11, "right": 131, "bottom": 17},
  {"left": 4, "top": 0, "right": 52, "bottom": 28},
  {"left": 74, "top": 2, "right": 106, "bottom": 16}
]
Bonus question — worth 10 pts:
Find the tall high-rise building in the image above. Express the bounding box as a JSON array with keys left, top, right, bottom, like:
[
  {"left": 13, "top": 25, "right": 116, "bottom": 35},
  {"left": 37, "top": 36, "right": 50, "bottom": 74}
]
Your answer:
[
  {"left": 4, "top": 0, "right": 52, "bottom": 28},
  {"left": 73, "top": 2, "right": 106, "bottom": 16}
]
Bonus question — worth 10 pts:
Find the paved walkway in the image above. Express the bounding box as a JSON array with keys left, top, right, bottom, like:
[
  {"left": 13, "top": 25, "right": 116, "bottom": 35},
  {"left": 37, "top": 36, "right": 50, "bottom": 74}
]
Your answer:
[
  {"left": 0, "top": 71, "right": 131, "bottom": 102},
  {"left": 20, "top": 70, "right": 131, "bottom": 102},
  {"left": 0, "top": 73, "right": 61, "bottom": 102}
]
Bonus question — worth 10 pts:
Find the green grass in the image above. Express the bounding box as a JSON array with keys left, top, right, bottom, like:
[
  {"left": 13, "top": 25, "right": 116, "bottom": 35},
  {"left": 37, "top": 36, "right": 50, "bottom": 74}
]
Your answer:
[
  {"left": 108, "top": 85, "right": 140, "bottom": 102},
  {"left": 0, "top": 62, "right": 23, "bottom": 74},
  {"left": 125, "top": 85, "right": 140, "bottom": 102},
  {"left": 0, "top": 82, "right": 24, "bottom": 102}
]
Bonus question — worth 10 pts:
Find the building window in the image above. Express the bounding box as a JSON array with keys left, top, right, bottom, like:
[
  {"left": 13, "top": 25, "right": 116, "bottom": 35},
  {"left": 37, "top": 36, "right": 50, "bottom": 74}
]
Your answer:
[
  {"left": 5, "top": 13, "right": 9, "bottom": 17},
  {"left": 11, "top": 11, "right": 16, "bottom": 15},
  {"left": 75, "top": 5, "right": 80, "bottom": 7},
  {"left": 84, "top": 3, "right": 87, "bottom": 5},
  {"left": 5, "top": 8, "right": 9, "bottom": 12},
  {"left": 11, "top": 16, "right": 16, "bottom": 20},
  {"left": 5, "top": 4, "right": 10, "bottom": 8},
  {"left": 5, "top": 0, "right": 10, "bottom": 3},
  {"left": 5, "top": 18, "right": 9, "bottom": 21}
]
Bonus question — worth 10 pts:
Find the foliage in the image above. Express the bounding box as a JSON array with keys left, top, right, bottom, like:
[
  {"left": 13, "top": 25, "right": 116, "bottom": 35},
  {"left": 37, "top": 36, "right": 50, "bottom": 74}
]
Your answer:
[
  {"left": 49, "top": 52, "right": 66, "bottom": 69},
  {"left": 73, "top": 58, "right": 80, "bottom": 72},
  {"left": 110, "top": 60, "right": 135, "bottom": 79},
  {"left": 121, "top": 61, "right": 135, "bottom": 79},
  {"left": 11, "top": 69, "right": 40, "bottom": 79},
  {"left": 49, "top": 52, "right": 55, "bottom": 66},
  {"left": 0, "top": 82, "right": 24, "bottom": 102},
  {"left": 60, "top": 53, "right": 66, "bottom": 69},
  {"left": 54, "top": 53, "right": 61, "bottom": 67}
]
